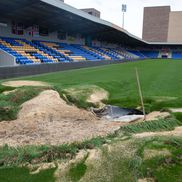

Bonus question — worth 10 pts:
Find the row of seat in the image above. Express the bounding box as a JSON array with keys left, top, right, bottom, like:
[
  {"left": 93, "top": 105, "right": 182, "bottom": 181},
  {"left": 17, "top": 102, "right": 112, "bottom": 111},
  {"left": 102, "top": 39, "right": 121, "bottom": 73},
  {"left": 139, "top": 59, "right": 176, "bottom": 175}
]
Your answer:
[
  {"left": 0, "top": 38, "right": 68, "bottom": 64},
  {"left": 0, "top": 37, "right": 169, "bottom": 66},
  {"left": 0, "top": 37, "right": 144, "bottom": 65},
  {"left": 172, "top": 52, "right": 182, "bottom": 59},
  {"left": 36, "top": 41, "right": 107, "bottom": 61}
]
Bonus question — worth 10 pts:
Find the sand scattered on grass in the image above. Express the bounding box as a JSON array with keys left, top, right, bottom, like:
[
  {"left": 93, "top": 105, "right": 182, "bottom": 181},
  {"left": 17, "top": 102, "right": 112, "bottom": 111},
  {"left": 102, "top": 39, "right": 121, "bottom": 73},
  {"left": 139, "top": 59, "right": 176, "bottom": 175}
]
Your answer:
[
  {"left": 55, "top": 150, "right": 88, "bottom": 182},
  {"left": 29, "top": 162, "right": 56, "bottom": 175},
  {"left": 3, "top": 89, "right": 17, "bottom": 95},
  {"left": 169, "top": 108, "right": 182, "bottom": 113},
  {"left": 29, "top": 150, "right": 87, "bottom": 176},
  {"left": 144, "top": 149, "right": 171, "bottom": 160},
  {"left": 152, "top": 96, "right": 177, "bottom": 102},
  {"left": 134, "top": 126, "right": 182, "bottom": 138},
  {"left": 87, "top": 89, "right": 108, "bottom": 106},
  {"left": 133, "top": 111, "right": 170, "bottom": 124},
  {"left": 0, "top": 90, "right": 123, "bottom": 147},
  {"left": 86, "top": 149, "right": 102, "bottom": 165},
  {"left": 2, "top": 80, "right": 50, "bottom": 87},
  {"left": 138, "top": 178, "right": 155, "bottom": 182},
  {"left": 144, "top": 111, "right": 170, "bottom": 121},
  {"left": 63, "top": 85, "right": 109, "bottom": 107}
]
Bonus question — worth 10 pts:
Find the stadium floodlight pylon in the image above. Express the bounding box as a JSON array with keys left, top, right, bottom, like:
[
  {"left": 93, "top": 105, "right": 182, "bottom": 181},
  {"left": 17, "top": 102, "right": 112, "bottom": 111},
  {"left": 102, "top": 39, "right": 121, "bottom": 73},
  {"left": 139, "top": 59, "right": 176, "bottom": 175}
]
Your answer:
[{"left": 122, "top": 4, "right": 127, "bottom": 29}]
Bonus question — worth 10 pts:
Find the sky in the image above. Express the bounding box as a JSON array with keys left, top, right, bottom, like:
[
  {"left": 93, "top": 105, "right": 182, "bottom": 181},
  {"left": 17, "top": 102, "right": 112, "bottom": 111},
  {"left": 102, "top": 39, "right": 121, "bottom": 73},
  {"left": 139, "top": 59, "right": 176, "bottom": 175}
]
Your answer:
[{"left": 65, "top": 0, "right": 182, "bottom": 38}]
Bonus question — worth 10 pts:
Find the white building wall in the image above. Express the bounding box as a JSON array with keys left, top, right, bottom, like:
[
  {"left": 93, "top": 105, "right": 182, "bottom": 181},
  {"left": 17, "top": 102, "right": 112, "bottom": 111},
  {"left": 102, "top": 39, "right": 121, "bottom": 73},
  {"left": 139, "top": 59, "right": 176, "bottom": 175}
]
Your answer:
[
  {"left": 0, "top": 49, "right": 16, "bottom": 67},
  {"left": 168, "top": 11, "right": 182, "bottom": 42}
]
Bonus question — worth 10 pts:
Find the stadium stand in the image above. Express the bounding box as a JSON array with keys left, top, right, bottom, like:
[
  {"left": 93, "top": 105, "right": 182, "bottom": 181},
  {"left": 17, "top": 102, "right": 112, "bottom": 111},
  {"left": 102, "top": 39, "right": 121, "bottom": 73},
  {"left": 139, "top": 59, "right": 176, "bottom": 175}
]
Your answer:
[
  {"left": 172, "top": 51, "right": 182, "bottom": 59},
  {"left": 139, "top": 50, "right": 159, "bottom": 58},
  {"left": 0, "top": 36, "right": 180, "bottom": 67},
  {"left": 158, "top": 49, "right": 172, "bottom": 59},
  {"left": 0, "top": 0, "right": 182, "bottom": 68},
  {"left": 0, "top": 36, "right": 165, "bottom": 66},
  {"left": 1, "top": 37, "right": 131, "bottom": 65},
  {"left": 71, "top": 44, "right": 104, "bottom": 61},
  {"left": 94, "top": 47, "right": 120, "bottom": 60},
  {"left": 0, "top": 37, "right": 35, "bottom": 65},
  {"left": 34, "top": 41, "right": 103, "bottom": 62},
  {"left": 0, "top": 37, "right": 64, "bottom": 64},
  {"left": 82, "top": 46, "right": 111, "bottom": 60},
  {"left": 113, "top": 48, "right": 139, "bottom": 59},
  {"left": 128, "top": 50, "right": 146, "bottom": 58}
]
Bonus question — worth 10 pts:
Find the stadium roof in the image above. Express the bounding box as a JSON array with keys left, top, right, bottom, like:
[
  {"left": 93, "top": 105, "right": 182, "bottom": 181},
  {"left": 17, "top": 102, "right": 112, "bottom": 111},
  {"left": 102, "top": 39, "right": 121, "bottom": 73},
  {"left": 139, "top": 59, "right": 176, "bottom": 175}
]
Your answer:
[{"left": 0, "top": 0, "right": 181, "bottom": 46}]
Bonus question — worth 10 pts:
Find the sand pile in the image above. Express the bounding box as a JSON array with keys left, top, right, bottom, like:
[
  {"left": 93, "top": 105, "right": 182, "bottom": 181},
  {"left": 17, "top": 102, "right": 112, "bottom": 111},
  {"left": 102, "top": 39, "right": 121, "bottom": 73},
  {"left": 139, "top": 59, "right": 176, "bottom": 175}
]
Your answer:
[{"left": 0, "top": 90, "right": 122, "bottom": 147}]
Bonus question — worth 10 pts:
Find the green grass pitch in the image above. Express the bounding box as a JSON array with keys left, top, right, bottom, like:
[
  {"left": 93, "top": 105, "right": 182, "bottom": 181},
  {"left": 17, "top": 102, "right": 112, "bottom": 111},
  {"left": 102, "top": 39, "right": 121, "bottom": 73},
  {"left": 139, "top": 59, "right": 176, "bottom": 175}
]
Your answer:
[{"left": 23, "top": 59, "right": 182, "bottom": 112}]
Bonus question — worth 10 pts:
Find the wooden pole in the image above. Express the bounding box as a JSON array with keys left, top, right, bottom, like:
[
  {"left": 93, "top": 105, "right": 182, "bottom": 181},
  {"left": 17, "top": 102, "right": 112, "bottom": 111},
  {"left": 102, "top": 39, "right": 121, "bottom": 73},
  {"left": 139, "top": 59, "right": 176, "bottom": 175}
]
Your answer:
[{"left": 135, "top": 68, "right": 146, "bottom": 121}]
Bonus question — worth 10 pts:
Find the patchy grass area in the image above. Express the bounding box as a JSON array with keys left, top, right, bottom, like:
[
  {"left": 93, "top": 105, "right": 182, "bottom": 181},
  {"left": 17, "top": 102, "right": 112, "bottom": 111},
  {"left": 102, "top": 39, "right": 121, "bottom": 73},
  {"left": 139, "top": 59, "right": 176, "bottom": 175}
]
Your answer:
[
  {"left": 58, "top": 85, "right": 108, "bottom": 109},
  {"left": 67, "top": 156, "right": 88, "bottom": 182},
  {"left": 0, "top": 119, "right": 181, "bottom": 181},
  {"left": 119, "top": 117, "right": 182, "bottom": 134},
  {"left": 0, "top": 137, "right": 108, "bottom": 167},
  {"left": 0, "top": 115, "right": 180, "bottom": 166},
  {"left": 0, "top": 86, "right": 48, "bottom": 121},
  {"left": 0, "top": 85, "right": 15, "bottom": 94},
  {"left": 0, "top": 144, "right": 76, "bottom": 167},
  {"left": 73, "top": 137, "right": 182, "bottom": 182},
  {"left": 0, "top": 60, "right": 182, "bottom": 181},
  {"left": 0, "top": 136, "right": 181, "bottom": 182},
  {"left": 135, "top": 137, "right": 182, "bottom": 182}
]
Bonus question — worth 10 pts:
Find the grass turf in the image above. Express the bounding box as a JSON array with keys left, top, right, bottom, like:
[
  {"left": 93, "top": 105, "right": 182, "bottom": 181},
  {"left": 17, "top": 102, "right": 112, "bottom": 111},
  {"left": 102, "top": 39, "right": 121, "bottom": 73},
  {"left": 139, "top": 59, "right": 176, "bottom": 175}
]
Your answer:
[
  {"left": 120, "top": 117, "right": 182, "bottom": 134},
  {"left": 75, "top": 137, "right": 182, "bottom": 182},
  {"left": 136, "top": 137, "right": 182, "bottom": 182},
  {"left": 0, "top": 167, "right": 56, "bottom": 182},
  {"left": 0, "top": 60, "right": 182, "bottom": 181},
  {"left": 17, "top": 60, "right": 182, "bottom": 111},
  {"left": 67, "top": 157, "right": 87, "bottom": 182}
]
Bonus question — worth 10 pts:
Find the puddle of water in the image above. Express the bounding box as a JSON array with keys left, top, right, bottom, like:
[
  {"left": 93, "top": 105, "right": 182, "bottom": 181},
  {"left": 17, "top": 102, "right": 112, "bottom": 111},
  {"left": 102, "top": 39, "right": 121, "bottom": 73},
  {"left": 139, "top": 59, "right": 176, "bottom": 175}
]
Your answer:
[
  {"left": 104, "top": 115, "right": 144, "bottom": 122},
  {"left": 93, "top": 105, "right": 144, "bottom": 122}
]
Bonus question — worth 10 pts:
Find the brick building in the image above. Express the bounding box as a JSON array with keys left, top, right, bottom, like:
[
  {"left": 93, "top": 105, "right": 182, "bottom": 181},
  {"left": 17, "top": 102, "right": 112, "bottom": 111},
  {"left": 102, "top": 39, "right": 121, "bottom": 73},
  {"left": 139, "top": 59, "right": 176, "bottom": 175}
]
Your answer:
[{"left": 142, "top": 6, "right": 182, "bottom": 42}]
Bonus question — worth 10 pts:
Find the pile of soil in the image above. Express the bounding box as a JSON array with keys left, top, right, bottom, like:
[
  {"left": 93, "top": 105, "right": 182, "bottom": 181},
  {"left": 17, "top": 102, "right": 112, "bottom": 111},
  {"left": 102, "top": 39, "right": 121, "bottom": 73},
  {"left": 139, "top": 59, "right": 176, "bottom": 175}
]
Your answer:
[{"left": 0, "top": 90, "right": 123, "bottom": 147}]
